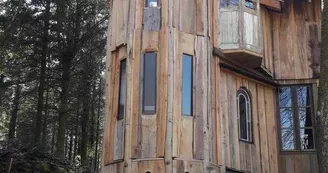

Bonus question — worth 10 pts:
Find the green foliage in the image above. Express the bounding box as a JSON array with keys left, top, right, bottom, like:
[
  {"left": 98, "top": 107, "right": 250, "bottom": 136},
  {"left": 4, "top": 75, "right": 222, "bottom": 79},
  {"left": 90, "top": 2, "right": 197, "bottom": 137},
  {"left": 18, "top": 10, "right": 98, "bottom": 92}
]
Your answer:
[{"left": 0, "top": 0, "right": 108, "bottom": 171}]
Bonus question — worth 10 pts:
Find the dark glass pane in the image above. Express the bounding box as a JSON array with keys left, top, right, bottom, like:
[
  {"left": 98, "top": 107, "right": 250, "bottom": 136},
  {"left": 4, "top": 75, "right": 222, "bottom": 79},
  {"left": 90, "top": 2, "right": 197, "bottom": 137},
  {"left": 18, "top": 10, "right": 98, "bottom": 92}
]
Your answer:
[
  {"left": 300, "top": 129, "right": 314, "bottom": 150},
  {"left": 143, "top": 53, "right": 157, "bottom": 114},
  {"left": 239, "top": 95, "right": 247, "bottom": 140},
  {"left": 220, "top": 0, "right": 239, "bottom": 8},
  {"left": 279, "top": 87, "right": 292, "bottom": 107},
  {"left": 118, "top": 60, "right": 127, "bottom": 120},
  {"left": 297, "top": 86, "right": 311, "bottom": 107},
  {"left": 245, "top": 0, "right": 256, "bottom": 9},
  {"left": 280, "top": 108, "right": 293, "bottom": 128},
  {"left": 299, "top": 107, "right": 312, "bottom": 128},
  {"left": 146, "top": 0, "right": 158, "bottom": 7},
  {"left": 182, "top": 54, "right": 193, "bottom": 116},
  {"left": 281, "top": 129, "right": 295, "bottom": 150}
]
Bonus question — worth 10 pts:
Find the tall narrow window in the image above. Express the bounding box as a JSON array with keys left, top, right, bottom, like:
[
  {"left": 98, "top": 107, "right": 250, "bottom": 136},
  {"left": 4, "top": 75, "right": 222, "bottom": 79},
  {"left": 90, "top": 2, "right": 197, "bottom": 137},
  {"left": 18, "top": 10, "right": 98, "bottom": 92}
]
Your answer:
[
  {"left": 182, "top": 54, "right": 193, "bottom": 116},
  {"left": 278, "top": 85, "right": 315, "bottom": 151},
  {"left": 237, "top": 88, "right": 252, "bottom": 142},
  {"left": 143, "top": 52, "right": 157, "bottom": 114},
  {"left": 146, "top": 0, "right": 158, "bottom": 7},
  {"left": 118, "top": 60, "right": 127, "bottom": 120}
]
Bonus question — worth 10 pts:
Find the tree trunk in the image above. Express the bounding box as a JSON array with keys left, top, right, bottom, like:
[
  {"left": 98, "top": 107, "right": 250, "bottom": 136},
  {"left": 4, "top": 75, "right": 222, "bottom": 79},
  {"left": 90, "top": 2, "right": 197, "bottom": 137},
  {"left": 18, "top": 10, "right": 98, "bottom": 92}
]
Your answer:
[
  {"left": 35, "top": 0, "right": 51, "bottom": 144},
  {"left": 73, "top": 96, "right": 81, "bottom": 161},
  {"left": 8, "top": 84, "right": 21, "bottom": 140},
  {"left": 56, "top": 57, "right": 71, "bottom": 157},
  {"left": 316, "top": 1, "right": 328, "bottom": 172},
  {"left": 94, "top": 78, "right": 102, "bottom": 171},
  {"left": 42, "top": 77, "right": 50, "bottom": 148},
  {"left": 51, "top": 122, "right": 56, "bottom": 154},
  {"left": 80, "top": 57, "right": 92, "bottom": 165},
  {"left": 69, "top": 128, "right": 74, "bottom": 161},
  {"left": 89, "top": 83, "right": 96, "bottom": 147}
]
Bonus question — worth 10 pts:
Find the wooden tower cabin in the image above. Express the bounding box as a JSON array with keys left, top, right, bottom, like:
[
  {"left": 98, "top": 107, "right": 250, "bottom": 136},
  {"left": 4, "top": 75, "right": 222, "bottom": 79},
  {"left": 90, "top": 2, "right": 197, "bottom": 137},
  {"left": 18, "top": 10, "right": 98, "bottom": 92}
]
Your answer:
[{"left": 102, "top": 0, "right": 322, "bottom": 172}]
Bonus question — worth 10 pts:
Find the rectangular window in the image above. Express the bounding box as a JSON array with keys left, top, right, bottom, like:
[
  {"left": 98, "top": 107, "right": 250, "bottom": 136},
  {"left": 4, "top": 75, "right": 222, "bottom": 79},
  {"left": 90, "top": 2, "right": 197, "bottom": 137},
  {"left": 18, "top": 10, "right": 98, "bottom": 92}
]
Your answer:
[
  {"left": 118, "top": 60, "right": 127, "bottom": 120},
  {"left": 182, "top": 54, "right": 193, "bottom": 116},
  {"left": 146, "top": 0, "right": 158, "bottom": 7},
  {"left": 278, "top": 85, "right": 315, "bottom": 151},
  {"left": 220, "top": 0, "right": 239, "bottom": 8},
  {"left": 142, "top": 52, "right": 157, "bottom": 114}
]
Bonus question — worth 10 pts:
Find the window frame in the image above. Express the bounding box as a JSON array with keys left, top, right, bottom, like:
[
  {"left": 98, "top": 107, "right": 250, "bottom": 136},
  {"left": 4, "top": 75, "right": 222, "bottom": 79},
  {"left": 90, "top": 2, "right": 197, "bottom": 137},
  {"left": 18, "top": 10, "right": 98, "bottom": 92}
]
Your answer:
[
  {"left": 117, "top": 59, "right": 127, "bottom": 120},
  {"left": 277, "top": 85, "right": 316, "bottom": 152},
  {"left": 145, "top": 0, "right": 160, "bottom": 7},
  {"left": 237, "top": 87, "right": 253, "bottom": 143},
  {"left": 141, "top": 52, "right": 157, "bottom": 115},
  {"left": 181, "top": 53, "right": 193, "bottom": 117}
]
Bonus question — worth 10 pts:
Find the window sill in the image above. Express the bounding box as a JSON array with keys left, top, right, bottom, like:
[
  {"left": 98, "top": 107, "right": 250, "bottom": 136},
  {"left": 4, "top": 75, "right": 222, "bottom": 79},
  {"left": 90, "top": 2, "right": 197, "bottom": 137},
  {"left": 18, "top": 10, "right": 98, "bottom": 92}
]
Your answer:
[
  {"left": 280, "top": 150, "right": 317, "bottom": 155},
  {"left": 239, "top": 139, "right": 253, "bottom": 145}
]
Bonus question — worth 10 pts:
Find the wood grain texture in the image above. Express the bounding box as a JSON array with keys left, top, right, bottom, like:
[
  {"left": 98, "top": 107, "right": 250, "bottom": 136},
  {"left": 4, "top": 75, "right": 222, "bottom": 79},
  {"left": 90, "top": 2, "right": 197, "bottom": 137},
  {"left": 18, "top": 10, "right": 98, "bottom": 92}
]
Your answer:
[
  {"left": 278, "top": 154, "right": 318, "bottom": 173},
  {"left": 173, "top": 160, "right": 204, "bottom": 173},
  {"left": 131, "top": 29, "right": 142, "bottom": 158},
  {"left": 272, "top": 0, "right": 321, "bottom": 80},
  {"left": 143, "top": 8, "right": 161, "bottom": 31},
  {"left": 132, "top": 160, "right": 165, "bottom": 173},
  {"left": 217, "top": 69, "right": 278, "bottom": 173},
  {"left": 179, "top": 0, "right": 196, "bottom": 34},
  {"left": 261, "top": 7, "right": 273, "bottom": 73},
  {"left": 194, "top": 36, "right": 206, "bottom": 160}
]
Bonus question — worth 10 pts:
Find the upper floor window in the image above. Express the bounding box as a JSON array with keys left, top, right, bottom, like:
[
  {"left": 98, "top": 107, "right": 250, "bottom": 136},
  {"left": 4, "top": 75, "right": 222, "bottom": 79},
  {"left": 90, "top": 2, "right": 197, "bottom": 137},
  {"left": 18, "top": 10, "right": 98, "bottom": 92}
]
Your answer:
[
  {"left": 237, "top": 88, "right": 252, "bottom": 142},
  {"left": 118, "top": 60, "right": 127, "bottom": 120},
  {"left": 182, "top": 54, "right": 193, "bottom": 116},
  {"left": 278, "top": 85, "right": 315, "bottom": 151},
  {"left": 142, "top": 52, "right": 157, "bottom": 114},
  {"left": 220, "top": 0, "right": 239, "bottom": 8},
  {"left": 146, "top": 0, "right": 158, "bottom": 7}
]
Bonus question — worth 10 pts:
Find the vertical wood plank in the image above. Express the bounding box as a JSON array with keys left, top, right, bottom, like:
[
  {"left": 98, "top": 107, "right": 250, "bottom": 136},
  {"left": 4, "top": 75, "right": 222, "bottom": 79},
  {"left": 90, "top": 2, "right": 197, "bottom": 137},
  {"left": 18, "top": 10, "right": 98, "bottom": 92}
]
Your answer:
[
  {"left": 157, "top": 28, "right": 168, "bottom": 158},
  {"left": 265, "top": 88, "right": 278, "bottom": 173},
  {"left": 248, "top": 82, "right": 261, "bottom": 173},
  {"left": 194, "top": 36, "right": 206, "bottom": 160},
  {"left": 179, "top": 0, "right": 196, "bottom": 34},
  {"left": 196, "top": 0, "right": 205, "bottom": 36},
  {"left": 220, "top": 71, "right": 231, "bottom": 168},
  {"left": 172, "top": 29, "right": 181, "bottom": 157},
  {"left": 131, "top": 29, "right": 142, "bottom": 158},
  {"left": 257, "top": 85, "right": 269, "bottom": 173}
]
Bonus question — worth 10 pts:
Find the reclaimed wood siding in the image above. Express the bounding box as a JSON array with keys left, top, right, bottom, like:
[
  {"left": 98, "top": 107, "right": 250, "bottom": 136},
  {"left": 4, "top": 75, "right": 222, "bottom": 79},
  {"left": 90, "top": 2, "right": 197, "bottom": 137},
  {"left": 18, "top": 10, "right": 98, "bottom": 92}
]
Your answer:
[
  {"left": 244, "top": 12, "right": 259, "bottom": 52},
  {"left": 173, "top": 0, "right": 206, "bottom": 35},
  {"left": 217, "top": 69, "right": 279, "bottom": 173},
  {"left": 261, "top": 7, "right": 273, "bottom": 73},
  {"left": 218, "top": 10, "right": 240, "bottom": 49},
  {"left": 132, "top": 159, "right": 166, "bottom": 173},
  {"left": 108, "top": 0, "right": 129, "bottom": 50},
  {"left": 278, "top": 153, "right": 318, "bottom": 173},
  {"left": 104, "top": 46, "right": 127, "bottom": 164},
  {"left": 173, "top": 160, "right": 204, "bottom": 173},
  {"left": 129, "top": 29, "right": 168, "bottom": 159},
  {"left": 272, "top": 0, "right": 321, "bottom": 79}
]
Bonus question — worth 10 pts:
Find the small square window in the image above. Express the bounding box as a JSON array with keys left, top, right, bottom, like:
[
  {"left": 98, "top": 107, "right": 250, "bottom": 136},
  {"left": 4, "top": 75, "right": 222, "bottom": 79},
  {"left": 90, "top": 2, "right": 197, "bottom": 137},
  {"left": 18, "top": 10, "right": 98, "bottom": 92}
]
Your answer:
[{"left": 146, "top": 0, "right": 158, "bottom": 7}]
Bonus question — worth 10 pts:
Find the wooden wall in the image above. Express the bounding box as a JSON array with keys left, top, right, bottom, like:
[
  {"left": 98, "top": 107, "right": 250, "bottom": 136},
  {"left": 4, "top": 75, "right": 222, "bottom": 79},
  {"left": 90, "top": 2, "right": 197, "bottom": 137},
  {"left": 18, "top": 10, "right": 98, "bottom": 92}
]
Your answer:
[
  {"left": 210, "top": 66, "right": 279, "bottom": 173},
  {"left": 261, "top": 7, "right": 274, "bottom": 73},
  {"left": 278, "top": 153, "right": 318, "bottom": 173},
  {"left": 103, "top": 0, "right": 212, "bottom": 172},
  {"left": 272, "top": 0, "right": 321, "bottom": 80}
]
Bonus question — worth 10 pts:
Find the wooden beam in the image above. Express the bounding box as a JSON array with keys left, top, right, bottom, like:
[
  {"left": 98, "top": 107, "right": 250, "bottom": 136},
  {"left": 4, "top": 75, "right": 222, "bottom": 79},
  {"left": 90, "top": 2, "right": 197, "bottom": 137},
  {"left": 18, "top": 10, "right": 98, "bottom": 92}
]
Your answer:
[{"left": 260, "top": 0, "right": 281, "bottom": 11}]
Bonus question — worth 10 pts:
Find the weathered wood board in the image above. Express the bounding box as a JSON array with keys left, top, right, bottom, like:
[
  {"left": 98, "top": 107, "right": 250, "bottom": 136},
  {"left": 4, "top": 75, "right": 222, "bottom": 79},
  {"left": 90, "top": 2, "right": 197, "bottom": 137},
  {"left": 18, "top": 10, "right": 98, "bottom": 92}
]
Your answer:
[
  {"left": 272, "top": 0, "right": 321, "bottom": 79},
  {"left": 215, "top": 69, "right": 279, "bottom": 173}
]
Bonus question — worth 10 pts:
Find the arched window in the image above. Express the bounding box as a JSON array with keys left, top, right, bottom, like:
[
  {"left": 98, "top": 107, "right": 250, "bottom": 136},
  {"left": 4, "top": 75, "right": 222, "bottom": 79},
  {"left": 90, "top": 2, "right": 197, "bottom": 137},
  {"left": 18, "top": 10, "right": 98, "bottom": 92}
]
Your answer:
[{"left": 237, "top": 88, "right": 252, "bottom": 142}]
